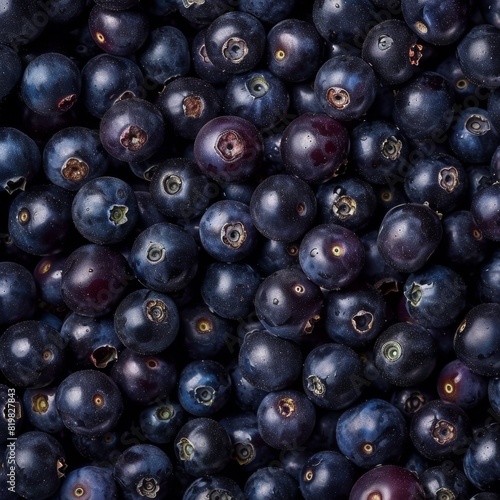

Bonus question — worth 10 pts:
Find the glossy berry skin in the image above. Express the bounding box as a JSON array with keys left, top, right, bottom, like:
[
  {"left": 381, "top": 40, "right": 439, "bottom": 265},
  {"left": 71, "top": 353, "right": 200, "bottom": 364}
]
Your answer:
[
  {"left": 299, "top": 224, "right": 365, "bottom": 290},
  {"left": 43, "top": 126, "right": 109, "bottom": 191},
  {"left": 23, "top": 386, "right": 64, "bottom": 434},
  {"left": 374, "top": 322, "right": 437, "bottom": 387},
  {"left": 0, "top": 320, "right": 65, "bottom": 389},
  {"left": 420, "top": 463, "right": 473, "bottom": 500},
  {"left": 337, "top": 398, "right": 407, "bottom": 468},
  {"left": 72, "top": 176, "right": 138, "bottom": 245},
  {"left": 194, "top": 115, "right": 263, "bottom": 183},
  {"left": 449, "top": 108, "right": 500, "bottom": 165},
  {"left": 437, "top": 359, "right": 488, "bottom": 410},
  {"left": 349, "top": 465, "right": 425, "bottom": 500},
  {"left": 100, "top": 98, "right": 165, "bottom": 163},
  {"left": 471, "top": 182, "right": 500, "bottom": 242},
  {"left": 257, "top": 389, "right": 316, "bottom": 450},
  {"left": 0, "top": 262, "right": 37, "bottom": 328},
  {"left": 314, "top": 55, "right": 377, "bottom": 122},
  {"left": 179, "top": 302, "right": 235, "bottom": 360},
  {"left": 81, "top": 54, "right": 144, "bottom": 119},
  {"left": 130, "top": 222, "right": 198, "bottom": 293},
  {"left": 238, "top": 330, "right": 302, "bottom": 392},
  {"left": 61, "top": 243, "right": 132, "bottom": 317},
  {"left": 139, "top": 399, "right": 186, "bottom": 445},
  {"left": 184, "top": 475, "right": 244, "bottom": 500},
  {"left": 324, "top": 283, "right": 386, "bottom": 348},
  {"left": 392, "top": 72, "right": 455, "bottom": 141},
  {"left": 8, "top": 184, "right": 74, "bottom": 256},
  {"left": 254, "top": 267, "right": 323, "bottom": 341},
  {"left": 111, "top": 349, "right": 177, "bottom": 405},
  {"left": 403, "top": 264, "right": 467, "bottom": 329},
  {"left": 201, "top": 262, "right": 261, "bottom": 320},
  {"left": 177, "top": 359, "right": 231, "bottom": 417},
  {"left": 457, "top": 24, "right": 500, "bottom": 87},
  {"left": 55, "top": 369, "right": 123, "bottom": 437},
  {"left": 266, "top": 19, "right": 324, "bottom": 83},
  {"left": 316, "top": 176, "right": 377, "bottom": 232},
  {"left": 245, "top": 467, "right": 299, "bottom": 500},
  {"left": 137, "top": 25, "right": 190, "bottom": 85},
  {"left": 377, "top": 203, "right": 442, "bottom": 273},
  {"left": 61, "top": 313, "right": 123, "bottom": 369},
  {"left": 299, "top": 450, "right": 358, "bottom": 500},
  {"left": 88, "top": 5, "right": 149, "bottom": 56},
  {"left": 256, "top": 238, "right": 300, "bottom": 276},
  {"left": 312, "top": 0, "right": 379, "bottom": 44},
  {"left": 156, "top": 77, "right": 222, "bottom": 140},
  {"left": 229, "top": 362, "right": 269, "bottom": 413},
  {"left": 223, "top": 70, "right": 289, "bottom": 131},
  {"left": 205, "top": 12, "right": 265, "bottom": 74},
  {"left": 401, "top": 0, "right": 469, "bottom": 45},
  {"left": 174, "top": 417, "right": 232, "bottom": 477},
  {"left": 0, "top": 127, "right": 41, "bottom": 194},
  {"left": 303, "top": 343, "right": 364, "bottom": 410},
  {"left": 199, "top": 200, "right": 259, "bottom": 263},
  {"left": 59, "top": 465, "right": 119, "bottom": 500},
  {"left": 176, "top": 0, "right": 234, "bottom": 26},
  {"left": 280, "top": 113, "right": 349, "bottom": 183},
  {"left": 20, "top": 52, "right": 81, "bottom": 116},
  {"left": 114, "top": 288, "right": 179, "bottom": 355},
  {"left": 239, "top": 0, "right": 296, "bottom": 24},
  {"left": 362, "top": 20, "right": 421, "bottom": 85},
  {"left": 350, "top": 120, "right": 408, "bottom": 186},
  {"left": 410, "top": 400, "right": 471, "bottom": 461},
  {"left": 149, "top": 158, "right": 218, "bottom": 221},
  {"left": 464, "top": 423, "right": 500, "bottom": 491},
  {"left": 436, "top": 54, "right": 479, "bottom": 101},
  {"left": 114, "top": 444, "right": 173, "bottom": 500},
  {"left": 8, "top": 431, "right": 66, "bottom": 500},
  {"left": 454, "top": 303, "right": 500, "bottom": 377},
  {"left": 404, "top": 154, "right": 468, "bottom": 214},
  {"left": 250, "top": 174, "right": 317, "bottom": 242},
  {"left": 191, "top": 29, "right": 230, "bottom": 86}
]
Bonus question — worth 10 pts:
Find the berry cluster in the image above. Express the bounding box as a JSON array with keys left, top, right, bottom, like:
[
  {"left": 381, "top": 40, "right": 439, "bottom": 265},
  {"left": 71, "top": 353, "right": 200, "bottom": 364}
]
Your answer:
[{"left": 2, "top": 0, "right": 500, "bottom": 499}]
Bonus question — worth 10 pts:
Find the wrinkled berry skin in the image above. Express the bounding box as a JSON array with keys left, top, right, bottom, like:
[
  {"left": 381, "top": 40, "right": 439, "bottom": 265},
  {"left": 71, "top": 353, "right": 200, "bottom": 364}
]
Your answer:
[
  {"left": 55, "top": 369, "right": 123, "bottom": 437},
  {"left": 0, "top": 320, "right": 65, "bottom": 389},
  {"left": 254, "top": 267, "right": 323, "bottom": 341},
  {"left": 8, "top": 431, "right": 66, "bottom": 500},
  {"left": 377, "top": 203, "right": 442, "bottom": 273},
  {"left": 336, "top": 398, "right": 408, "bottom": 468},
  {"left": 113, "top": 444, "right": 173, "bottom": 500},
  {"left": 454, "top": 303, "right": 500, "bottom": 377},
  {"left": 299, "top": 223, "right": 365, "bottom": 290},
  {"left": 280, "top": 113, "right": 349, "bottom": 183}
]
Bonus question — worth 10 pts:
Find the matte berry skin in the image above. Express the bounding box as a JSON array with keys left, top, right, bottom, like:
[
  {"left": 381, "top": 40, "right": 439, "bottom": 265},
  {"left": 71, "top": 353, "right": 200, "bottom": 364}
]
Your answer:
[
  {"left": 129, "top": 222, "right": 198, "bottom": 293},
  {"left": 257, "top": 389, "right": 316, "bottom": 450},
  {"left": 114, "top": 288, "right": 179, "bottom": 355},
  {"left": 299, "top": 223, "right": 365, "bottom": 290},
  {"left": 454, "top": 303, "right": 500, "bottom": 377},
  {"left": 314, "top": 55, "right": 377, "bottom": 122},
  {"left": 59, "top": 465, "right": 119, "bottom": 499},
  {"left": 99, "top": 98, "right": 165, "bottom": 163},
  {"left": 336, "top": 398, "right": 407, "bottom": 468},
  {"left": 245, "top": 467, "right": 299, "bottom": 500},
  {"left": 56, "top": 369, "right": 123, "bottom": 437},
  {"left": 349, "top": 465, "right": 426, "bottom": 500},
  {"left": 0, "top": 44, "right": 21, "bottom": 100},
  {"left": 250, "top": 174, "right": 317, "bottom": 242},
  {"left": 280, "top": 113, "right": 349, "bottom": 183},
  {"left": 254, "top": 267, "right": 323, "bottom": 341},
  {"left": 194, "top": 115, "right": 263, "bottom": 183},
  {"left": 113, "top": 444, "right": 173, "bottom": 499},
  {"left": 174, "top": 417, "right": 232, "bottom": 477},
  {"left": 20, "top": 52, "right": 81, "bottom": 116},
  {"left": 61, "top": 243, "right": 133, "bottom": 317},
  {"left": 377, "top": 203, "right": 442, "bottom": 273},
  {"left": 8, "top": 431, "right": 66, "bottom": 500}
]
